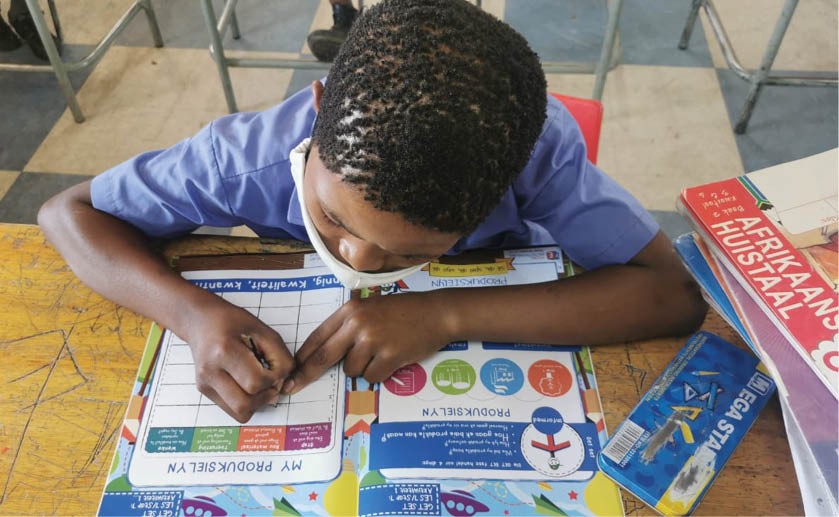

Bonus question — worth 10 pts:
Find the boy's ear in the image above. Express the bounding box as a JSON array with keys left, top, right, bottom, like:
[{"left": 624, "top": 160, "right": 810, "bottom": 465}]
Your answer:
[{"left": 311, "top": 81, "right": 324, "bottom": 114}]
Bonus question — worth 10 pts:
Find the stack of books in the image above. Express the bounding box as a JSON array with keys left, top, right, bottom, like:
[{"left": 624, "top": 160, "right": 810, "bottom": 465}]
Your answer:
[{"left": 674, "top": 149, "right": 838, "bottom": 516}]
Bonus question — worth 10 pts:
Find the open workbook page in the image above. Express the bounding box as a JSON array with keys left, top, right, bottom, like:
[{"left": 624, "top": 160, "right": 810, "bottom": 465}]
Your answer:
[
  {"left": 128, "top": 268, "right": 347, "bottom": 487},
  {"left": 100, "top": 249, "right": 624, "bottom": 517}
]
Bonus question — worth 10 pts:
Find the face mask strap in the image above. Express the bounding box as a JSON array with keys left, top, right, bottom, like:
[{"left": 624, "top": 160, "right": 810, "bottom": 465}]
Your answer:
[{"left": 290, "top": 138, "right": 429, "bottom": 289}]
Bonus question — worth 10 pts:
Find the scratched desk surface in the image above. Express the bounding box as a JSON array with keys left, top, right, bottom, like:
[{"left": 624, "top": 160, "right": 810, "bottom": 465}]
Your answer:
[{"left": 0, "top": 223, "right": 802, "bottom": 516}]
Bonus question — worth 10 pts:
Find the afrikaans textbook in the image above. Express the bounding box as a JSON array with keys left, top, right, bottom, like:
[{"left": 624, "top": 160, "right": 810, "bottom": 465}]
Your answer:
[{"left": 678, "top": 149, "right": 838, "bottom": 398}]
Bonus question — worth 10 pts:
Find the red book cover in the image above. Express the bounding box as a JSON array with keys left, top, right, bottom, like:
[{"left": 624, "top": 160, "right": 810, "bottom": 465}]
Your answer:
[{"left": 679, "top": 150, "right": 838, "bottom": 397}]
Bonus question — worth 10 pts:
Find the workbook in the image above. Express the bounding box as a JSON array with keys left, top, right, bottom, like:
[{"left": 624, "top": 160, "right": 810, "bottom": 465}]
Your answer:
[
  {"left": 98, "top": 248, "right": 624, "bottom": 516},
  {"left": 678, "top": 149, "right": 838, "bottom": 397},
  {"left": 712, "top": 253, "right": 839, "bottom": 514}
]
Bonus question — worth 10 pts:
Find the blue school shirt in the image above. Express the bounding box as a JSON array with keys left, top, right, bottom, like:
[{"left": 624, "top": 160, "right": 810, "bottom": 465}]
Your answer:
[{"left": 90, "top": 86, "right": 659, "bottom": 270}]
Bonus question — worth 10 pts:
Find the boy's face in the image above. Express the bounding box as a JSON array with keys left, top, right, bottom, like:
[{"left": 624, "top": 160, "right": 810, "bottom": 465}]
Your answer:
[{"left": 302, "top": 143, "right": 462, "bottom": 273}]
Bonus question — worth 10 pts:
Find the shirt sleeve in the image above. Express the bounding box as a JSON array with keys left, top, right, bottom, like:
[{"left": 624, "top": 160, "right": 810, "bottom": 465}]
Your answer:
[
  {"left": 516, "top": 100, "right": 660, "bottom": 269},
  {"left": 90, "top": 120, "right": 241, "bottom": 238}
]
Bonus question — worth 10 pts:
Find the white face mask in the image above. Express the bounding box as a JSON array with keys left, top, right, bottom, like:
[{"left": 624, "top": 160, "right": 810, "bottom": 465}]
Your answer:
[{"left": 289, "top": 138, "right": 429, "bottom": 289}]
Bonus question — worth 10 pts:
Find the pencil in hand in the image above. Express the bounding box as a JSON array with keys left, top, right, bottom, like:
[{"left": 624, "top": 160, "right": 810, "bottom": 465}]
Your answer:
[{"left": 242, "top": 334, "right": 270, "bottom": 369}]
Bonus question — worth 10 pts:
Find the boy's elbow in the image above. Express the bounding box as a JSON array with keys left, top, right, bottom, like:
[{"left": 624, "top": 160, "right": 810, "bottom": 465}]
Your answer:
[
  {"left": 37, "top": 191, "right": 73, "bottom": 239},
  {"left": 674, "top": 276, "right": 709, "bottom": 334},
  {"left": 37, "top": 194, "right": 62, "bottom": 237},
  {"left": 37, "top": 195, "right": 59, "bottom": 230},
  {"left": 38, "top": 182, "right": 92, "bottom": 242}
]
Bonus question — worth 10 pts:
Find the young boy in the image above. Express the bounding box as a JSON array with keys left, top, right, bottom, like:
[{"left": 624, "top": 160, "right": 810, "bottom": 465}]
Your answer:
[{"left": 39, "top": 0, "right": 706, "bottom": 424}]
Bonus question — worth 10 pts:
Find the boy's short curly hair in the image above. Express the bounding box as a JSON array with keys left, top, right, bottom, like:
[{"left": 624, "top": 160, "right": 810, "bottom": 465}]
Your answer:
[{"left": 312, "top": 0, "right": 547, "bottom": 234}]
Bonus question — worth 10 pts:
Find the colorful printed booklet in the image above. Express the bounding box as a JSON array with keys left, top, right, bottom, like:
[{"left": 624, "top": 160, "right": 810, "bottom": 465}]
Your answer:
[
  {"left": 678, "top": 149, "right": 838, "bottom": 397},
  {"left": 99, "top": 247, "right": 624, "bottom": 517},
  {"left": 597, "top": 332, "right": 776, "bottom": 516},
  {"left": 713, "top": 253, "right": 839, "bottom": 515}
]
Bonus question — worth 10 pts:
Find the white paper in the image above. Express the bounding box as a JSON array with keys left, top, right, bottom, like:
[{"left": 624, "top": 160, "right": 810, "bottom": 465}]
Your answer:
[{"left": 128, "top": 268, "right": 347, "bottom": 487}]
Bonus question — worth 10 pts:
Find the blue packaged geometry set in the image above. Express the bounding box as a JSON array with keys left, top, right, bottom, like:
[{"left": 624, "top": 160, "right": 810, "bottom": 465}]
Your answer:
[{"left": 597, "top": 332, "right": 776, "bottom": 515}]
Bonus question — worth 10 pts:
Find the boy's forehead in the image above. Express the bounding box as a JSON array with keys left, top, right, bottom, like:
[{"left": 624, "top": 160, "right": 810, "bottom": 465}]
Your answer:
[{"left": 305, "top": 144, "right": 461, "bottom": 256}]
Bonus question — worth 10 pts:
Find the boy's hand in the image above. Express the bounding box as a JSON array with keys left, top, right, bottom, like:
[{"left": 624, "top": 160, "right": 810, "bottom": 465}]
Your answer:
[
  {"left": 183, "top": 295, "right": 295, "bottom": 423},
  {"left": 284, "top": 292, "right": 454, "bottom": 394}
]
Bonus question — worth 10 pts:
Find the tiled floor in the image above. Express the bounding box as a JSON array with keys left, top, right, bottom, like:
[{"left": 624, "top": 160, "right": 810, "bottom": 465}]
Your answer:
[{"left": 0, "top": 0, "right": 836, "bottom": 241}]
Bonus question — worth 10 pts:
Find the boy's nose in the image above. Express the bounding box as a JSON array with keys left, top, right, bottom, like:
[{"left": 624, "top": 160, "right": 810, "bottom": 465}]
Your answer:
[{"left": 338, "top": 237, "right": 386, "bottom": 272}]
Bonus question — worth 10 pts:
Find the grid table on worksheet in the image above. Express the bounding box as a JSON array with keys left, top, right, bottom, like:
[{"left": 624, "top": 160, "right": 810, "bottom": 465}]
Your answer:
[
  {"left": 126, "top": 267, "right": 350, "bottom": 487},
  {"left": 143, "top": 279, "right": 345, "bottom": 447}
]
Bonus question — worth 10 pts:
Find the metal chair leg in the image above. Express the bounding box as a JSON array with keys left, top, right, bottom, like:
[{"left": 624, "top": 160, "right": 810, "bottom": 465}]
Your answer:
[
  {"left": 230, "top": 9, "right": 241, "bottom": 40},
  {"left": 46, "top": 0, "right": 62, "bottom": 46},
  {"left": 201, "top": 0, "right": 238, "bottom": 113},
  {"left": 734, "top": 0, "right": 798, "bottom": 133},
  {"left": 678, "top": 0, "right": 704, "bottom": 50},
  {"left": 138, "top": 0, "right": 165, "bottom": 48},
  {"left": 592, "top": 0, "right": 624, "bottom": 102},
  {"left": 24, "top": 0, "right": 84, "bottom": 122}
]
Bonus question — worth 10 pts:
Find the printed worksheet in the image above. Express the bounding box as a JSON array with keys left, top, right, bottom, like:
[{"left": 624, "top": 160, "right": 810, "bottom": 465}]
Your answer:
[
  {"left": 371, "top": 342, "right": 601, "bottom": 481},
  {"left": 366, "top": 246, "right": 602, "bottom": 482},
  {"left": 128, "top": 268, "right": 347, "bottom": 487},
  {"left": 101, "top": 249, "right": 625, "bottom": 517}
]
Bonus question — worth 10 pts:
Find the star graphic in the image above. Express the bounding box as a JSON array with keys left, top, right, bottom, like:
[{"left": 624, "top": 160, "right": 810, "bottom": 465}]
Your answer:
[
  {"left": 568, "top": 490, "right": 578, "bottom": 500},
  {"left": 309, "top": 491, "right": 318, "bottom": 501}
]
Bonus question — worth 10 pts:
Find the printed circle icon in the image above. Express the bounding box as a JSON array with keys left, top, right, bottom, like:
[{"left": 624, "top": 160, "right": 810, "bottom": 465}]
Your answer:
[
  {"left": 528, "top": 359, "right": 572, "bottom": 397},
  {"left": 531, "top": 406, "right": 564, "bottom": 435},
  {"left": 521, "top": 421, "right": 585, "bottom": 478},
  {"left": 432, "top": 359, "right": 476, "bottom": 395},
  {"left": 479, "top": 358, "right": 524, "bottom": 396},
  {"left": 383, "top": 363, "right": 426, "bottom": 396}
]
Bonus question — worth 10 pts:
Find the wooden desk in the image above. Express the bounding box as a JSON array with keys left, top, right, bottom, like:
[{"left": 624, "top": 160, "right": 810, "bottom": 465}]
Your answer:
[{"left": 0, "top": 223, "right": 803, "bottom": 515}]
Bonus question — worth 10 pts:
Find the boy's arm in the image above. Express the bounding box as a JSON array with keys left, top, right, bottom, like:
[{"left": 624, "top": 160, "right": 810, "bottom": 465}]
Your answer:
[
  {"left": 440, "top": 231, "right": 707, "bottom": 343},
  {"left": 38, "top": 181, "right": 295, "bottom": 422},
  {"left": 285, "top": 231, "right": 707, "bottom": 393}
]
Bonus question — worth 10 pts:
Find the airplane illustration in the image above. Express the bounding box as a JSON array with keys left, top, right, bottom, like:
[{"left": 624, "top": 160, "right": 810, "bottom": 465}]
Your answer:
[{"left": 531, "top": 434, "right": 571, "bottom": 470}]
